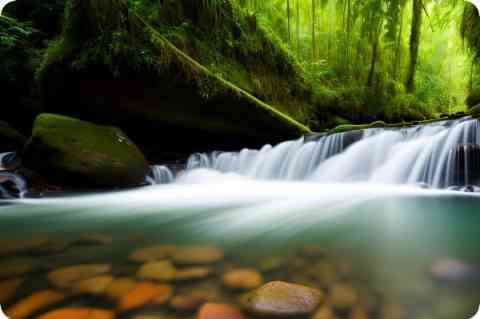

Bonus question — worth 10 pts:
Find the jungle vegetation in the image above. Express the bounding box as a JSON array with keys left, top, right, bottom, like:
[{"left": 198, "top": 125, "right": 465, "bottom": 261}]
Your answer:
[{"left": 2, "top": 0, "right": 480, "bottom": 134}]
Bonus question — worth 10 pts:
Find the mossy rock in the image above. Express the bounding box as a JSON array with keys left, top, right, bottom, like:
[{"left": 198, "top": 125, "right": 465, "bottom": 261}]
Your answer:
[
  {"left": 37, "top": 0, "right": 310, "bottom": 153},
  {"left": 469, "top": 104, "right": 480, "bottom": 118},
  {"left": 23, "top": 114, "right": 149, "bottom": 188},
  {"left": 0, "top": 121, "right": 27, "bottom": 152}
]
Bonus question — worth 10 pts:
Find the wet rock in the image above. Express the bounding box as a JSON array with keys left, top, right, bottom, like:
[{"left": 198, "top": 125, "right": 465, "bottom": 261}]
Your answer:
[
  {"left": 130, "top": 245, "right": 177, "bottom": 262},
  {"left": 23, "top": 114, "right": 150, "bottom": 188},
  {"left": 104, "top": 277, "right": 136, "bottom": 300},
  {"left": 242, "top": 281, "right": 323, "bottom": 317},
  {"left": 73, "top": 275, "right": 114, "bottom": 295},
  {"left": 0, "top": 277, "right": 24, "bottom": 304},
  {"left": 170, "top": 294, "right": 208, "bottom": 314},
  {"left": 0, "top": 237, "right": 51, "bottom": 257},
  {"left": 301, "top": 245, "right": 325, "bottom": 258},
  {"left": 175, "top": 267, "right": 213, "bottom": 282},
  {"left": 306, "top": 262, "right": 338, "bottom": 286},
  {"left": 350, "top": 306, "right": 369, "bottom": 319},
  {"left": 35, "top": 308, "right": 114, "bottom": 319},
  {"left": 198, "top": 303, "right": 246, "bottom": 319},
  {"left": 118, "top": 282, "right": 170, "bottom": 312},
  {"left": 153, "top": 284, "right": 174, "bottom": 305},
  {"left": 173, "top": 246, "right": 224, "bottom": 265},
  {"left": 0, "top": 152, "right": 21, "bottom": 171},
  {"left": 47, "top": 264, "right": 111, "bottom": 288},
  {"left": 431, "top": 259, "right": 480, "bottom": 283},
  {"left": 328, "top": 283, "right": 358, "bottom": 312},
  {"left": 137, "top": 260, "right": 177, "bottom": 282},
  {"left": 259, "top": 257, "right": 285, "bottom": 272},
  {"left": 222, "top": 269, "right": 263, "bottom": 291},
  {"left": 0, "top": 261, "right": 35, "bottom": 279},
  {"left": 6, "top": 290, "right": 66, "bottom": 319},
  {"left": 73, "top": 234, "right": 113, "bottom": 246},
  {"left": 381, "top": 303, "right": 407, "bottom": 319},
  {"left": 312, "top": 306, "right": 338, "bottom": 319}
]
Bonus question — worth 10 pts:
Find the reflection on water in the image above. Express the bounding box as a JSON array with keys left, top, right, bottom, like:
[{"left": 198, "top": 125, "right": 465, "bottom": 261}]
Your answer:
[{"left": 0, "top": 176, "right": 479, "bottom": 319}]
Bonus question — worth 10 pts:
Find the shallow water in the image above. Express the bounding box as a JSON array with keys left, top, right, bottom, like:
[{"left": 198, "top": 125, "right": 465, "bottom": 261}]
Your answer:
[{"left": 0, "top": 173, "right": 479, "bottom": 319}]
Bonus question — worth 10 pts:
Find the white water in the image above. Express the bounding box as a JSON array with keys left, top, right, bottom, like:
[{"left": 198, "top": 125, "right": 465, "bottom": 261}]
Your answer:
[{"left": 152, "top": 117, "right": 480, "bottom": 190}]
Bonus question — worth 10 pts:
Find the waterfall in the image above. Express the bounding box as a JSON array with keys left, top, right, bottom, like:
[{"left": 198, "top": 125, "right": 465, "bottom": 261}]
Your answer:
[{"left": 150, "top": 117, "right": 480, "bottom": 190}]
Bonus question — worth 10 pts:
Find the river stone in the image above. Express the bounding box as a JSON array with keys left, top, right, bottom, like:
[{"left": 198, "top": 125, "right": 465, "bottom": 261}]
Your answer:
[
  {"left": 381, "top": 303, "right": 407, "bottom": 319},
  {"left": 130, "top": 245, "right": 177, "bottom": 262},
  {"left": 328, "top": 283, "right": 358, "bottom": 312},
  {"left": 118, "top": 282, "right": 168, "bottom": 312},
  {"left": 72, "top": 275, "right": 114, "bottom": 295},
  {"left": 73, "top": 233, "right": 113, "bottom": 246},
  {"left": 307, "top": 262, "right": 338, "bottom": 286},
  {"left": 153, "top": 284, "right": 174, "bottom": 305},
  {"left": 0, "top": 277, "right": 24, "bottom": 304},
  {"left": 36, "top": 308, "right": 114, "bottom": 319},
  {"left": 104, "top": 277, "right": 137, "bottom": 300},
  {"left": 173, "top": 246, "right": 224, "bottom": 265},
  {"left": 23, "top": 113, "right": 149, "bottom": 188},
  {"left": 6, "top": 290, "right": 66, "bottom": 319},
  {"left": 174, "top": 267, "right": 213, "bottom": 282},
  {"left": 259, "top": 257, "right": 286, "bottom": 272},
  {"left": 222, "top": 269, "right": 263, "bottom": 291},
  {"left": 198, "top": 303, "right": 246, "bottom": 319},
  {"left": 242, "top": 281, "right": 323, "bottom": 317},
  {"left": 137, "top": 260, "right": 177, "bottom": 281},
  {"left": 47, "top": 264, "right": 111, "bottom": 288},
  {"left": 170, "top": 294, "right": 207, "bottom": 314},
  {"left": 0, "top": 237, "right": 52, "bottom": 257},
  {"left": 312, "top": 306, "right": 338, "bottom": 319},
  {"left": 0, "top": 261, "right": 35, "bottom": 279},
  {"left": 301, "top": 245, "right": 325, "bottom": 258}
]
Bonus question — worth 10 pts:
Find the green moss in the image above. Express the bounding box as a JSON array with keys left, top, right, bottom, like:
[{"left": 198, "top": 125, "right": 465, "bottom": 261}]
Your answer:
[
  {"left": 23, "top": 113, "right": 149, "bottom": 188},
  {"left": 37, "top": 0, "right": 310, "bottom": 150}
]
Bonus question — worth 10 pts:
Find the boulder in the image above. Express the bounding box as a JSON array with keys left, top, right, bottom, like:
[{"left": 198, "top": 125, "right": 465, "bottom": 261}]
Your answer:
[
  {"left": 242, "top": 281, "right": 323, "bottom": 318},
  {"left": 37, "top": 0, "right": 311, "bottom": 154},
  {"left": 23, "top": 114, "right": 149, "bottom": 188}
]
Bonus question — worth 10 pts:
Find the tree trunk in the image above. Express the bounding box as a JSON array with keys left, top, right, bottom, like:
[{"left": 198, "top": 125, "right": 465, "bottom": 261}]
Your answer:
[
  {"left": 393, "top": 3, "right": 404, "bottom": 80},
  {"left": 296, "top": 0, "right": 300, "bottom": 57},
  {"left": 287, "top": 0, "right": 291, "bottom": 46},
  {"left": 406, "top": 0, "right": 423, "bottom": 93},
  {"left": 312, "top": 0, "right": 316, "bottom": 59}
]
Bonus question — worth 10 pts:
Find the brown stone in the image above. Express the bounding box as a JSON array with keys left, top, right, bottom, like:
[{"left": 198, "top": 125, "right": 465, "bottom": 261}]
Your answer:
[
  {"left": 328, "top": 283, "right": 358, "bottom": 312},
  {"left": 6, "top": 290, "right": 66, "bottom": 319},
  {"left": 242, "top": 281, "right": 323, "bottom": 317},
  {"left": 174, "top": 267, "right": 213, "bottom": 282},
  {"left": 117, "top": 282, "right": 168, "bottom": 312},
  {"left": 35, "top": 308, "right": 114, "bottom": 319},
  {"left": 47, "top": 264, "right": 111, "bottom": 288},
  {"left": 130, "top": 245, "right": 177, "bottom": 262},
  {"left": 198, "top": 303, "right": 246, "bottom": 319},
  {"left": 74, "top": 233, "right": 113, "bottom": 246},
  {"left": 312, "top": 306, "right": 338, "bottom": 319},
  {"left": 104, "top": 277, "right": 137, "bottom": 300},
  {"left": 0, "top": 277, "right": 24, "bottom": 304},
  {"left": 73, "top": 275, "right": 114, "bottom": 295},
  {"left": 222, "top": 269, "right": 263, "bottom": 291},
  {"left": 173, "top": 246, "right": 224, "bottom": 265},
  {"left": 137, "top": 260, "right": 177, "bottom": 282}
]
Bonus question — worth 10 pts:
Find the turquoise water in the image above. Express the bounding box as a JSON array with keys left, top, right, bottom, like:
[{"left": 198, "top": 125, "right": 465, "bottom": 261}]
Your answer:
[{"left": 0, "top": 181, "right": 479, "bottom": 318}]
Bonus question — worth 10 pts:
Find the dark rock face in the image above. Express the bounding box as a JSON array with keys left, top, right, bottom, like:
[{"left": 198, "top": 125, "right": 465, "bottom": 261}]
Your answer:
[
  {"left": 23, "top": 114, "right": 150, "bottom": 189},
  {"left": 0, "top": 122, "right": 27, "bottom": 152},
  {"left": 13, "top": 0, "right": 66, "bottom": 37}
]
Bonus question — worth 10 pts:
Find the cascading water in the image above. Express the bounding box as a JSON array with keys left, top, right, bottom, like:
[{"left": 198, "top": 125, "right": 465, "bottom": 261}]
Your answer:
[{"left": 150, "top": 117, "right": 480, "bottom": 190}]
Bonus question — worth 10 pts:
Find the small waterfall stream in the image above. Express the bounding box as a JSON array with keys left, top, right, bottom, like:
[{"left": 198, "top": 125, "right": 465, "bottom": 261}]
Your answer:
[{"left": 152, "top": 117, "right": 480, "bottom": 190}]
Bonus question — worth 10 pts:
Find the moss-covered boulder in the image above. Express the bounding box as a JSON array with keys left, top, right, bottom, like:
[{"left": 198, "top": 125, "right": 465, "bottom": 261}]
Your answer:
[
  {"left": 0, "top": 121, "right": 27, "bottom": 152},
  {"left": 23, "top": 114, "right": 149, "bottom": 188},
  {"left": 38, "top": 0, "right": 310, "bottom": 153}
]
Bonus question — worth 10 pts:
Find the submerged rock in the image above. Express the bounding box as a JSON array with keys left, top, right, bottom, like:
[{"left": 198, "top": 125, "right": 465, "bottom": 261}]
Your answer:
[
  {"left": 222, "top": 269, "right": 263, "bottom": 291},
  {"left": 36, "top": 308, "right": 114, "bottom": 319},
  {"left": 198, "top": 303, "right": 246, "bottom": 319},
  {"left": 137, "top": 260, "right": 177, "bottom": 282},
  {"left": 6, "top": 290, "right": 66, "bottom": 319},
  {"left": 47, "top": 264, "right": 111, "bottom": 288},
  {"left": 431, "top": 259, "right": 480, "bottom": 283},
  {"left": 130, "top": 245, "right": 177, "bottom": 262},
  {"left": 0, "top": 277, "right": 24, "bottom": 304},
  {"left": 242, "top": 281, "right": 323, "bottom": 317},
  {"left": 173, "top": 245, "right": 224, "bottom": 265},
  {"left": 23, "top": 114, "right": 149, "bottom": 188},
  {"left": 327, "top": 283, "right": 358, "bottom": 312},
  {"left": 118, "top": 282, "right": 169, "bottom": 312}
]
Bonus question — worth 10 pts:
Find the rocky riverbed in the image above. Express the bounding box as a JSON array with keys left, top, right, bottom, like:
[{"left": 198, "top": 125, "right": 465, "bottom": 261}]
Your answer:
[{"left": 0, "top": 233, "right": 477, "bottom": 319}]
